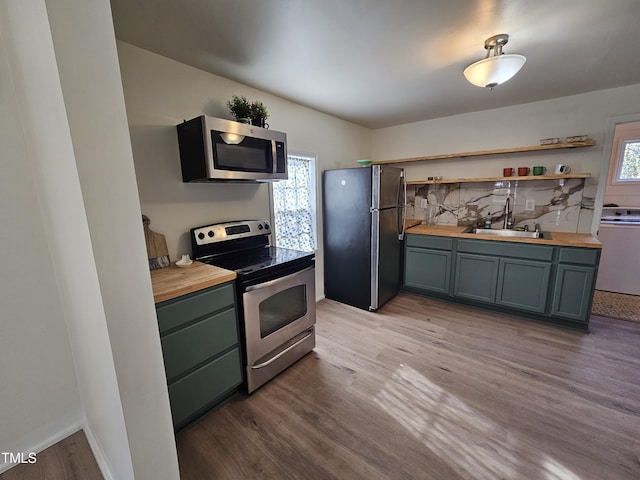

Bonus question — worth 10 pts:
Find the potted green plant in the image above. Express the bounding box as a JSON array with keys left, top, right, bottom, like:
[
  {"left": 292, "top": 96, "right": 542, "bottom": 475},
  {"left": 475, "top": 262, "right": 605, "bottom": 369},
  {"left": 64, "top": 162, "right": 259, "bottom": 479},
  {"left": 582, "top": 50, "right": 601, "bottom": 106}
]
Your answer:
[
  {"left": 249, "top": 100, "right": 269, "bottom": 128},
  {"left": 226, "top": 95, "right": 252, "bottom": 124}
]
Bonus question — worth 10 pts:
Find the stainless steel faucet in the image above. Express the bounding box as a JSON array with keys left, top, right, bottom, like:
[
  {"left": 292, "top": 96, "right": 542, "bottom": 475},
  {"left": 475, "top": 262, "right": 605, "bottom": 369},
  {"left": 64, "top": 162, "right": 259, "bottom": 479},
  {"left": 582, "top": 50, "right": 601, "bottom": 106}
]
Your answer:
[{"left": 503, "top": 197, "right": 513, "bottom": 229}]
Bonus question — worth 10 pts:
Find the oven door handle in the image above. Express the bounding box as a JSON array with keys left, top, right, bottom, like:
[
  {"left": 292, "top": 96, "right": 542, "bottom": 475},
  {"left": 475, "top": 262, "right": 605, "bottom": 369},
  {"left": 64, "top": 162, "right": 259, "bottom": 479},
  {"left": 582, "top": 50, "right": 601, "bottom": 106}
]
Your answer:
[
  {"left": 245, "top": 266, "right": 314, "bottom": 292},
  {"left": 250, "top": 329, "right": 314, "bottom": 370}
]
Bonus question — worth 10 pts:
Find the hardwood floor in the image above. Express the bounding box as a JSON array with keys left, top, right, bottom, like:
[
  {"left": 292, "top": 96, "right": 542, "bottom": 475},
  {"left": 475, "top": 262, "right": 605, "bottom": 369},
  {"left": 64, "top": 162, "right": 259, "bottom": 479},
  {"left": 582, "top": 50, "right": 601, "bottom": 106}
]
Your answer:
[
  {"left": 0, "top": 431, "right": 101, "bottom": 480},
  {"left": 176, "top": 294, "right": 640, "bottom": 480},
  {"left": 4, "top": 294, "right": 639, "bottom": 479}
]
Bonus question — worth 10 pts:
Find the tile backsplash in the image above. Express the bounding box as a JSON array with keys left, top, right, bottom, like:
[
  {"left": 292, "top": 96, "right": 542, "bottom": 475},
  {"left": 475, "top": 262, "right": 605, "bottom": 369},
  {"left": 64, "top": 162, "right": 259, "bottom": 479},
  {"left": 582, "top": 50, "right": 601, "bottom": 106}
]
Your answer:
[{"left": 408, "top": 177, "right": 596, "bottom": 233}]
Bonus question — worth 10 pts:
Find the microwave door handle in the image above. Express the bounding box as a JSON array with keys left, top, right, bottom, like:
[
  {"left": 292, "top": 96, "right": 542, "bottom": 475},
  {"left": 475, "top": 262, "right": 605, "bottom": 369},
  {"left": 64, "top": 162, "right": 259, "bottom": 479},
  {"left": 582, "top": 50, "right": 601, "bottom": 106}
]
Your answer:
[{"left": 271, "top": 140, "right": 278, "bottom": 173}]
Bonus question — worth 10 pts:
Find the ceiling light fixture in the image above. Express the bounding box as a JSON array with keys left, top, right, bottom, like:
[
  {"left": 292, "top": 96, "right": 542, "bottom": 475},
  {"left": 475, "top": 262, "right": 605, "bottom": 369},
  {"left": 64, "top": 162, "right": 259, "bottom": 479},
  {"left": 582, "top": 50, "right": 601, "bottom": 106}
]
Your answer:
[{"left": 463, "top": 34, "right": 526, "bottom": 89}]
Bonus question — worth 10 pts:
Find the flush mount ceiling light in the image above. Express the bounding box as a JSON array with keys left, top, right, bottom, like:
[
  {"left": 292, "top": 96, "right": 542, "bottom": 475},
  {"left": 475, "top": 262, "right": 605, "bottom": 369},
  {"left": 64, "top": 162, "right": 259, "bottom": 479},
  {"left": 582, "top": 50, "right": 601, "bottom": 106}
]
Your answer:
[{"left": 463, "top": 34, "right": 526, "bottom": 89}]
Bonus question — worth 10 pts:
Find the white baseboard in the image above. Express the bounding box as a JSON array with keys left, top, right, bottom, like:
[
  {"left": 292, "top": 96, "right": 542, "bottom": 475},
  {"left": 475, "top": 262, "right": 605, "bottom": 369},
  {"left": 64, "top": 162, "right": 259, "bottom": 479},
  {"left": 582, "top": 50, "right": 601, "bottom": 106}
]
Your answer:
[
  {"left": 83, "top": 423, "right": 115, "bottom": 480},
  {"left": 0, "top": 415, "right": 115, "bottom": 480},
  {"left": 0, "top": 411, "right": 83, "bottom": 474}
]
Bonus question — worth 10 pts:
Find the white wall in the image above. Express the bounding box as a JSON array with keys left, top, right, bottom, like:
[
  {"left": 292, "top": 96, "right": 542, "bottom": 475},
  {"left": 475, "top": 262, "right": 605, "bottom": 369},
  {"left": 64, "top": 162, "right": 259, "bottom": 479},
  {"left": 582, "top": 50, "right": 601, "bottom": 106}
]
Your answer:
[
  {"left": 45, "top": 1, "right": 180, "bottom": 479},
  {"left": 117, "top": 41, "right": 372, "bottom": 298},
  {"left": 0, "top": 1, "right": 180, "bottom": 479},
  {"left": 0, "top": 3, "right": 82, "bottom": 469},
  {"left": 372, "top": 84, "right": 640, "bottom": 233}
]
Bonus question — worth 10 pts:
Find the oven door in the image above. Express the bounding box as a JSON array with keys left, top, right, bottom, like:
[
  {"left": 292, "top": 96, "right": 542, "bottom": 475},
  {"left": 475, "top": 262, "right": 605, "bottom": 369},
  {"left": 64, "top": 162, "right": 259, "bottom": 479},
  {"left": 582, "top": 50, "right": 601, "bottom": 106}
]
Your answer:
[{"left": 242, "top": 266, "right": 316, "bottom": 391}]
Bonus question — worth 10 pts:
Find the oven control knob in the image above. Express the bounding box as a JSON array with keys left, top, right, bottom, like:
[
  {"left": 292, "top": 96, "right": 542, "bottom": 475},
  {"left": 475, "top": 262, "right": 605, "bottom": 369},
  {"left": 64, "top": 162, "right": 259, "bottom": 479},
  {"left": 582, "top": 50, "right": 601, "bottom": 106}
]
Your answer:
[
  {"left": 197, "top": 232, "right": 205, "bottom": 240},
  {"left": 258, "top": 224, "right": 263, "bottom": 230},
  {"left": 264, "top": 222, "right": 270, "bottom": 230},
  {"left": 208, "top": 230, "right": 215, "bottom": 237}
]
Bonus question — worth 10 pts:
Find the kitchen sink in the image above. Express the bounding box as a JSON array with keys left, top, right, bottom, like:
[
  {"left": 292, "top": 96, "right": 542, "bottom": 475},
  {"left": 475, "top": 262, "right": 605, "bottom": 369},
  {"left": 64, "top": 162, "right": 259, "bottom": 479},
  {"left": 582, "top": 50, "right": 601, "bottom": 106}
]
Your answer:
[{"left": 462, "top": 226, "right": 552, "bottom": 239}]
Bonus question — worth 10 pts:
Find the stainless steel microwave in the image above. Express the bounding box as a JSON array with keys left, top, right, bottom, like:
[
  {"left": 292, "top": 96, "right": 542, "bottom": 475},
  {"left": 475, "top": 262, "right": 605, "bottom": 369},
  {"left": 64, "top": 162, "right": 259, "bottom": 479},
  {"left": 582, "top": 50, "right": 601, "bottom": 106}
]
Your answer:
[{"left": 176, "top": 115, "right": 287, "bottom": 182}]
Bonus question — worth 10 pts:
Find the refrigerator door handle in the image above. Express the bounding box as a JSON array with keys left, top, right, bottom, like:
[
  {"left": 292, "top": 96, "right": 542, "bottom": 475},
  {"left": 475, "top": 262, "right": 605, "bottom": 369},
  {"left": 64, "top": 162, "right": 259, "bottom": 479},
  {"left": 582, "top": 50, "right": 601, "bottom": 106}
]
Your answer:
[
  {"left": 397, "top": 171, "right": 407, "bottom": 240},
  {"left": 370, "top": 208, "right": 379, "bottom": 311}
]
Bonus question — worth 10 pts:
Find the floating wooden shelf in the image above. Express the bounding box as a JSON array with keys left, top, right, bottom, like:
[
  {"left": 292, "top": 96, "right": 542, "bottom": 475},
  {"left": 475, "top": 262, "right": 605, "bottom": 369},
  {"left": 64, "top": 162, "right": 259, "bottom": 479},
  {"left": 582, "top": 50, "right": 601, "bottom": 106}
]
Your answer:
[
  {"left": 407, "top": 173, "right": 591, "bottom": 185},
  {"left": 374, "top": 141, "right": 596, "bottom": 165}
]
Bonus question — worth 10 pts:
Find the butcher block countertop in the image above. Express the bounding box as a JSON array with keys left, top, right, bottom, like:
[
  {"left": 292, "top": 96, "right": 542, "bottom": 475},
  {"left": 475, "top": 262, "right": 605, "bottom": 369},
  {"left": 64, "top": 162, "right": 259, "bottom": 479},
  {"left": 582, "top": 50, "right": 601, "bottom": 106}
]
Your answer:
[
  {"left": 406, "top": 225, "right": 602, "bottom": 249},
  {"left": 150, "top": 261, "right": 237, "bottom": 303}
]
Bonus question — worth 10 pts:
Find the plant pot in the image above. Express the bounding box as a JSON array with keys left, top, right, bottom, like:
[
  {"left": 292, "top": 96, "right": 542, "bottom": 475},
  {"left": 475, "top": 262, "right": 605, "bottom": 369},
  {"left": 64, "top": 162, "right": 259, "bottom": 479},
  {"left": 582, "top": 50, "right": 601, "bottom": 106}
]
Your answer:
[
  {"left": 251, "top": 118, "right": 269, "bottom": 129},
  {"left": 236, "top": 117, "right": 251, "bottom": 124}
]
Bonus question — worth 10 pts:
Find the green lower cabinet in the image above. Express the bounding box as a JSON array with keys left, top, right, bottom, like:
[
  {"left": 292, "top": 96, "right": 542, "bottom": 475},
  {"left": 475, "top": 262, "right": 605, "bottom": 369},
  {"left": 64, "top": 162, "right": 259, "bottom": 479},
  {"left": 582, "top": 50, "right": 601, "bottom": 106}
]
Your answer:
[
  {"left": 496, "top": 258, "right": 551, "bottom": 313},
  {"left": 156, "top": 281, "right": 243, "bottom": 431},
  {"left": 161, "top": 308, "right": 239, "bottom": 383},
  {"left": 404, "top": 247, "right": 452, "bottom": 294},
  {"left": 403, "top": 235, "right": 599, "bottom": 330},
  {"left": 453, "top": 253, "right": 499, "bottom": 303},
  {"left": 550, "top": 264, "right": 596, "bottom": 322},
  {"left": 168, "top": 347, "right": 242, "bottom": 429}
]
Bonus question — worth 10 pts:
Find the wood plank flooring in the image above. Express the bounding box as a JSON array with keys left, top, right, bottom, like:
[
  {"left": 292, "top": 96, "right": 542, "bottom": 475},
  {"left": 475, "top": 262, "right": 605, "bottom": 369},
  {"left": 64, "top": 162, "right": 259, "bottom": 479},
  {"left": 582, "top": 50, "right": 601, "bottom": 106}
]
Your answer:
[
  {"left": 3, "top": 294, "right": 639, "bottom": 479},
  {"left": 176, "top": 294, "right": 640, "bottom": 480},
  {"left": 0, "top": 430, "right": 101, "bottom": 480}
]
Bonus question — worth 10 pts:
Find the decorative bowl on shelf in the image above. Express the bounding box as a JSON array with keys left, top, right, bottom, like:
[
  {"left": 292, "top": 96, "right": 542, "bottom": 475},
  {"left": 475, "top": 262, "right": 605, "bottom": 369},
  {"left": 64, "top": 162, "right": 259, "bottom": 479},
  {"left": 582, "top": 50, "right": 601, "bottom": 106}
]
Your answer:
[{"left": 356, "top": 159, "right": 372, "bottom": 167}]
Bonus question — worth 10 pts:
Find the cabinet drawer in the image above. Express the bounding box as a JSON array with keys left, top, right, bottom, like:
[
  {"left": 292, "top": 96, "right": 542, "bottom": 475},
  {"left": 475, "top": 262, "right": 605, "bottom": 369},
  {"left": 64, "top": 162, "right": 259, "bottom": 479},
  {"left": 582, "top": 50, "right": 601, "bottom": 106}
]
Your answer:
[
  {"left": 457, "top": 239, "right": 553, "bottom": 261},
  {"left": 168, "top": 347, "right": 242, "bottom": 429},
  {"left": 156, "top": 282, "right": 235, "bottom": 334},
  {"left": 406, "top": 234, "right": 453, "bottom": 251},
  {"left": 558, "top": 247, "right": 600, "bottom": 265},
  {"left": 161, "top": 307, "right": 238, "bottom": 382}
]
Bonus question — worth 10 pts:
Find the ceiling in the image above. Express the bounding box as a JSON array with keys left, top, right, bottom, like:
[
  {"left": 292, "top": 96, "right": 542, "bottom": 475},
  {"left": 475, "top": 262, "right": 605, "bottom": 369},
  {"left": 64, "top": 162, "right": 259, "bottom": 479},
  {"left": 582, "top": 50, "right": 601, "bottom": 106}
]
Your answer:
[{"left": 110, "top": 0, "right": 640, "bottom": 129}]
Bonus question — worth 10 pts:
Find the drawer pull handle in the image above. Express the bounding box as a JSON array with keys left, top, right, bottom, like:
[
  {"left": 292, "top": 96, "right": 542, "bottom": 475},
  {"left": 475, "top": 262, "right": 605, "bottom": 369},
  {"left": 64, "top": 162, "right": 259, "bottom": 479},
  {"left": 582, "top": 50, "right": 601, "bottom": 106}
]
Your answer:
[{"left": 250, "top": 329, "right": 313, "bottom": 369}]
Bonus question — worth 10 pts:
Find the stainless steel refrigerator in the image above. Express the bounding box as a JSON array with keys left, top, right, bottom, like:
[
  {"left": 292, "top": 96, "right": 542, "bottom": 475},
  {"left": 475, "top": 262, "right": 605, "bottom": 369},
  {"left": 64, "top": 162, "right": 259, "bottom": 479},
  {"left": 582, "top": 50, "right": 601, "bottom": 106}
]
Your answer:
[{"left": 322, "top": 165, "right": 406, "bottom": 311}]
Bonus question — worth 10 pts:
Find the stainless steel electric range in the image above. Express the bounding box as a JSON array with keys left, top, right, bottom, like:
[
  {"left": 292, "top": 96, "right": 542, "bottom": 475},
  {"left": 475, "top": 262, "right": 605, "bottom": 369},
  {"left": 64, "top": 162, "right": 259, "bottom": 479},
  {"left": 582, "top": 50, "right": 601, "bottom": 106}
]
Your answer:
[{"left": 190, "top": 220, "right": 316, "bottom": 393}]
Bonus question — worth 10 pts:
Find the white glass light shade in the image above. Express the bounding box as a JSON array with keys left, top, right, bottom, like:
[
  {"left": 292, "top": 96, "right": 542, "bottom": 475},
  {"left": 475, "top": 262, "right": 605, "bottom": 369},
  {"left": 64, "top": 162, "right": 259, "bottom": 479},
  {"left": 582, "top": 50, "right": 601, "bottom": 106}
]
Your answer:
[
  {"left": 220, "top": 132, "right": 245, "bottom": 145},
  {"left": 464, "top": 54, "right": 526, "bottom": 88}
]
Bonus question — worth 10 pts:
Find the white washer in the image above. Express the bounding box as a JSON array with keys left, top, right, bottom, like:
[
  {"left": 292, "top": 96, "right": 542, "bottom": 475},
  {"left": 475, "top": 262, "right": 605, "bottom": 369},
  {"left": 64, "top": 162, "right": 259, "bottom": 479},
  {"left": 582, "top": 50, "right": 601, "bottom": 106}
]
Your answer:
[{"left": 596, "top": 222, "right": 640, "bottom": 295}]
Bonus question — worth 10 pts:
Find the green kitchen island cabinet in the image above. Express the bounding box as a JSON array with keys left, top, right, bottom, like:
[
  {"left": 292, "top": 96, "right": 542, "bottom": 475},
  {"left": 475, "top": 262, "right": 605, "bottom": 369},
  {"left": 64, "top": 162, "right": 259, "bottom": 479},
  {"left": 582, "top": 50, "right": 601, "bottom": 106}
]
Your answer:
[
  {"left": 155, "top": 281, "right": 243, "bottom": 431},
  {"left": 403, "top": 233, "right": 600, "bottom": 330}
]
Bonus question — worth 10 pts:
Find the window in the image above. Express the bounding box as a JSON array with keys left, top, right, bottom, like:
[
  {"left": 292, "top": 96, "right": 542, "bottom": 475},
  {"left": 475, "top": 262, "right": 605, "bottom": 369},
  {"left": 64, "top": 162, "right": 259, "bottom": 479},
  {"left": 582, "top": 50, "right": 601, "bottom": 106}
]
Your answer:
[
  {"left": 608, "top": 121, "right": 640, "bottom": 187},
  {"left": 271, "top": 154, "right": 317, "bottom": 252},
  {"left": 615, "top": 139, "right": 640, "bottom": 182}
]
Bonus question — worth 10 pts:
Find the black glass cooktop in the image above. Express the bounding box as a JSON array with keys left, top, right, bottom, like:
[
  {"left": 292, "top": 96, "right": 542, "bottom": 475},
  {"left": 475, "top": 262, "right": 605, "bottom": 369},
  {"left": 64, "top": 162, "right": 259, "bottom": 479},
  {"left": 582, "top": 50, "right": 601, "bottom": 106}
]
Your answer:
[{"left": 199, "top": 245, "right": 314, "bottom": 275}]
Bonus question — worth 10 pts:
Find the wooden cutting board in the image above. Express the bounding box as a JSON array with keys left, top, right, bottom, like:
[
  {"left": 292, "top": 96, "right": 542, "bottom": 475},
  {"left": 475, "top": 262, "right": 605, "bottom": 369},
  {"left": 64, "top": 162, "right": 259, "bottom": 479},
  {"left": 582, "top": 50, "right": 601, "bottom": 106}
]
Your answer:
[{"left": 143, "top": 215, "right": 170, "bottom": 269}]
